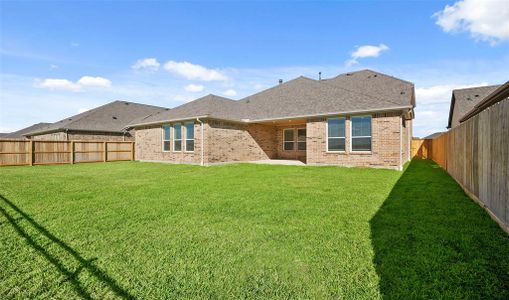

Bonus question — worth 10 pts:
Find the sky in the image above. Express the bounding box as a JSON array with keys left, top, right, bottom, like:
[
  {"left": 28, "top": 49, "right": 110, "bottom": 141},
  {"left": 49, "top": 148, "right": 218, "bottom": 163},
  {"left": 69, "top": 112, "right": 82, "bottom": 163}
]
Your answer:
[{"left": 1, "top": 0, "right": 508, "bottom": 137}]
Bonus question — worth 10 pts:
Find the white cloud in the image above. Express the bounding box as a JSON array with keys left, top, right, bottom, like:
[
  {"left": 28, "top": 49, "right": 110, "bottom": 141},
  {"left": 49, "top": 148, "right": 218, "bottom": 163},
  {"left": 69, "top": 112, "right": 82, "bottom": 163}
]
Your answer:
[
  {"left": 77, "top": 76, "right": 112, "bottom": 87},
  {"left": 164, "top": 60, "right": 228, "bottom": 81},
  {"left": 184, "top": 84, "right": 204, "bottom": 92},
  {"left": 70, "top": 42, "right": 79, "bottom": 47},
  {"left": 416, "top": 82, "right": 489, "bottom": 104},
  {"left": 50, "top": 64, "right": 58, "bottom": 70},
  {"left": 132, "top": 58, "right": 160, "bottom": 71},
  {"left": 35, "top": 78, "right": 81, "bottom": 91},
  {"left": 434, "top": 0, "right": 509, "bottom": 45},
  {"left": 347, "top": 44, "right": 389, "bottom": 66},
  {"left": 35, "top": 76, "right": 111, "bottom": 91},
  {"left": 173, "top": 94, "right": 195, "bottom": 103},
  {"left": 222, "top": 89, "right": 237, "bottom": 97}
]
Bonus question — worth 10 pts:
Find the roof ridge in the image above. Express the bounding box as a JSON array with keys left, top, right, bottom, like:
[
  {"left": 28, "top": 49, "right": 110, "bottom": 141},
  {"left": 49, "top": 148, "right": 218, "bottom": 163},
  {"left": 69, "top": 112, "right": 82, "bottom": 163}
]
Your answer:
[
  {"left": 321, "top": 77, "right": 406, "bottom": 107},
  {"left": 452, "top": 84, "right": 501, "bottom": 93},
  {"left": 239, "top": 76, "right": 312, "bottom": 102},
  {"left": 333, "top": 69, "right": 415, "bottom": 85}
]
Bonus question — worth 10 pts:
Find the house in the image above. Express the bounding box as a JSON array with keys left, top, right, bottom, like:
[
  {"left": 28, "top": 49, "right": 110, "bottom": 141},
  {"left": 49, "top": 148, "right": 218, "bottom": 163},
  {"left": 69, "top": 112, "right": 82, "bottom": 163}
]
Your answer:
[
  {"left": 1, "top": 122, "right": 51, "bottom": 140},
  {"left": 447, "top": 85, "right": 500, "bottom": 129},
  {"left": 24, "top": 101, "right": 167, "bottom": 141},
  {"left": 128, "top": 69, "right": 415, "bottom": 170}
]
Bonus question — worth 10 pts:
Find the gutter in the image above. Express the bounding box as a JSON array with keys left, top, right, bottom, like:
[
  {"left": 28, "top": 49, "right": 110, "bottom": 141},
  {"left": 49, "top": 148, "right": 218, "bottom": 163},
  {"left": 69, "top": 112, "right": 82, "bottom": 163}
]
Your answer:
[{"left": 196, "top": 118, "right": 204, "bottom": 166}]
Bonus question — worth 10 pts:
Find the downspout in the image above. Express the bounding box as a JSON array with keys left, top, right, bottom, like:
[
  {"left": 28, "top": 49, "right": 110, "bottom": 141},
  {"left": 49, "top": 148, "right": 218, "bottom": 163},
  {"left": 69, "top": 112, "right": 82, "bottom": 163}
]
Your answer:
[
  {"left": 399, "top": 115, "right": 403, "bottom": 171},
  {"left": 196, "top": 118, "right": 204, "bottom": 166},
  {"left": 65, "top": 129, "right": 69, "bottom": 141}
]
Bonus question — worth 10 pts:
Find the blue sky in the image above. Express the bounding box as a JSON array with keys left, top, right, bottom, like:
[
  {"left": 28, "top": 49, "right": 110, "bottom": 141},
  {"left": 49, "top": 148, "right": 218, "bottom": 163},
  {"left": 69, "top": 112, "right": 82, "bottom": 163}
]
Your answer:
[{"left": 1, "top": 0, "right": 508, "bottom": 137}]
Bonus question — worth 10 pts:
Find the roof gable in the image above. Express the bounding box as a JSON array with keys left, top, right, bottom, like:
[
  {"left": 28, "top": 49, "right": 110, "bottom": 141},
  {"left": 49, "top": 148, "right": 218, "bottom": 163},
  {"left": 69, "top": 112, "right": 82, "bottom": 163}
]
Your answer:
[{"left": 447, "top": 85, "right": 500, "bottom": 128}]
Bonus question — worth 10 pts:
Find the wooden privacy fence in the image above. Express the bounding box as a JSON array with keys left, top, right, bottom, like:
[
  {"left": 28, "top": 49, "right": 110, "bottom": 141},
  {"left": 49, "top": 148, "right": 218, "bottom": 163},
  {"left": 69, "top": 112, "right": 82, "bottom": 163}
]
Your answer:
[
  {"left": 412, "top": 98, "right": 508, "bottom": 232},
  {"left": 0, "top": 140, "right": 135, "bottom": 166}
]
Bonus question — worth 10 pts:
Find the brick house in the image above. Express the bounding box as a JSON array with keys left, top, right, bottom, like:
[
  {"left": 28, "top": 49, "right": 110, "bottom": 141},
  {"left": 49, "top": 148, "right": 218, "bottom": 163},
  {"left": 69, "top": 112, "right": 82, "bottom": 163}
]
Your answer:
[
  {"left": 129, "top": 70, "right": 415, "bottom": 170},
  {"left": 24, "top": 101, "right": 167, "bottom": 141}
]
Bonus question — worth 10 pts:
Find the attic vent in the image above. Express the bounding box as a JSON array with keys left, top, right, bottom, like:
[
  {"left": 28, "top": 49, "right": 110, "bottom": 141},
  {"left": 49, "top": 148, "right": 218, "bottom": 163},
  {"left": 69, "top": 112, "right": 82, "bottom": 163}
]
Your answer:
[
  {"left": 112, "top": 116, "right": 117, "bottom": 120},
  {"left": 278, "top": 79, "right": 283, "bottom": 84},
  {"left": 474, "top": 94, "right": 479, "bottom": 97},
  {"left": 124, "top": 102, "right": 129, "bottom": 105},
  {"left": 373, "top": 74, "right": 377, "bottom": 77},
  {"left": 346, "top": 73, "right": 352, "bottom": 76},
  {"left": 400, "top": 91, "right": 405, "bottom": 95}
]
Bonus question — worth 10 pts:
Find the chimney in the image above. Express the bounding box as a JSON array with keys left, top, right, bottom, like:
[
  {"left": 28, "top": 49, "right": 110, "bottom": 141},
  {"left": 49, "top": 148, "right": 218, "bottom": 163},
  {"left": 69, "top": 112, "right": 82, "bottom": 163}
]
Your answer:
[
  {"left": 279, "top": 79, "right": 283, "bottom": 84},
  {"left": 319, "top": 72, "right": 322, "bottom": 81}
]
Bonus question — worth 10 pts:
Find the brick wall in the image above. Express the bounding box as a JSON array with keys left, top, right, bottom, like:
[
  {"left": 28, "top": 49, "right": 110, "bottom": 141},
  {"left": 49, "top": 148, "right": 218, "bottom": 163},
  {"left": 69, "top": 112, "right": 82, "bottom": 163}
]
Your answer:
[
  {"left": 306, "top": 113, "right": 403, "bottom": 169},
  {"left": 134, "top": 113, "right": 410, "bottom": 169},
  {"left": 206, "top": 120, "right": 277, "bottom": 163},
  {"left": 135, "top": 122, "right": 203, "bottom": 164}
]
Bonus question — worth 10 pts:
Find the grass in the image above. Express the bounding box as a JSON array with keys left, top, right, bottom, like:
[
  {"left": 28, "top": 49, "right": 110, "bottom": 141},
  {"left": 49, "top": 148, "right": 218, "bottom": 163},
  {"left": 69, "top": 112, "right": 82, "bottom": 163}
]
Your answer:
[{"left": 0, "top": 159, "right": 508, "bottom": 299}]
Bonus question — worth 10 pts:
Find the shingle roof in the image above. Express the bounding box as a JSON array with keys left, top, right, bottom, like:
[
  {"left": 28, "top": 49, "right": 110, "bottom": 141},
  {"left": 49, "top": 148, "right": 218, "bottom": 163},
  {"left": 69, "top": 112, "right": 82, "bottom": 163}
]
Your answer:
[
  {"left": 129, "top": 94, "right": 240, "bottom": 126},
  {"left": 460, "top": 81, "right": 509, "bottom": 123},
  {"left": 424, "top": 132, "right": 444, "bottom": 139},
  {"left": 25, "top": 101, "right": 167, "bottom": 136},
  {"left": 2, "top": 122, "right": 52, "bottom": 139},
  {"left": 447, "top": 85, "right": 500, "bottom": 128},
  {"left": 128, "top": 69, "right": 415, "bottom": 127}
]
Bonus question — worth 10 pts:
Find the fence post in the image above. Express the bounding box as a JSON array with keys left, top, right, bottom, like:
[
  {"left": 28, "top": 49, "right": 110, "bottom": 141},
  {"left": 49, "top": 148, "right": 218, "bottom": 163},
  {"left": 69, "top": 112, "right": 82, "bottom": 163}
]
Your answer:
[
  {"left": 131, "top": 142, "right": 135, "bottom": 161},
  {"left": 70, "top": 141, "right": 74, "bottom": 164},
  {"left": 29, "top": 140, "right": 33, "bottom": 166},
  {"left": 103, "top": 142, "right": 107, "bottom": 162}
]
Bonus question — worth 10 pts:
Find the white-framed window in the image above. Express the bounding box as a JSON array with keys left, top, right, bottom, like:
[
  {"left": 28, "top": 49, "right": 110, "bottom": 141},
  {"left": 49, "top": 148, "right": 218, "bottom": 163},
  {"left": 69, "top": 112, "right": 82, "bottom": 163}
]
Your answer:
[
  {"left": 351, "top": 115, "right": 372, "bottom": 152},
  {"left": 185, "top": 122, "right": 194, "bottom": 152},
  {"left": 283, "top": 128, "right": 295, "bottom": 151},
  {"left": 173, "top": 123, "right": 182, "bottom": 152},
  {"left": 297, "top": 128, "right": 306, "bottom": 151},
  {"left": 327, "top": 117, "right": 345, "bottom": 151},
  {"left": 162, "top": 124, "right": 171, "bottom": 152}
]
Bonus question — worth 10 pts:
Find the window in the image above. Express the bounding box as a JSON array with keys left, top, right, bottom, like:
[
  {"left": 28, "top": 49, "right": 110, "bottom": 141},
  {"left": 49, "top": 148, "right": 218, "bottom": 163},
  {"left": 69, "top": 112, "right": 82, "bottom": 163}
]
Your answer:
[
  {"left": 327, "top": 118, "right": 345, "bottom": 151},
  {"left": 162, "top": 125, "right": 171, "bottom": 151},
  {"left": 297, "top": 128, "right": 306, "bottom": 151},
  {"left": 283, "top": 129, "right": 294, "bottom": 150},
  {"left": 173, "top": 123, "right": 182, "bottom": 151},
  {"left": 185, "top": 122, "right": 194, "bottom": 152},
  {"left": 351, "top": 116, "right": 372, "bottom": 151}
]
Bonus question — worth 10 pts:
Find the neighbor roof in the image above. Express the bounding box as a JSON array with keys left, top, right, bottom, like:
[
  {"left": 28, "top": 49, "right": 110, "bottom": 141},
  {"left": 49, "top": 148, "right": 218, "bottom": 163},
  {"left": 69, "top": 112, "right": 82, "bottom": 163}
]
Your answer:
[
  {"left": 447, "top": 85, "right": 500, "bottom": 128},
  {"left": 128, "top": 69, "right": 415, "bottom": 127},
  {"left": 25, "top": 101, "right": 168, "bottom": 136},
  {"left": 2, "top": 122, "right": 51, "bottom": 139},
  {"left": 460, "top": 81, "right": 509, "bottom": 123}
]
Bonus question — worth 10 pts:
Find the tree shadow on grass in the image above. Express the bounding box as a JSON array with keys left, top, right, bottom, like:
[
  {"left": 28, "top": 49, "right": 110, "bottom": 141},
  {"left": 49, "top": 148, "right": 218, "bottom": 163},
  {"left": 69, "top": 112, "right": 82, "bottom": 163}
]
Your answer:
[
  {"left": 0, "top": 194, "right": 135, "bottom": 299},
  {"left": 370, "top": 159, "right": 509, "bottom": 299}
]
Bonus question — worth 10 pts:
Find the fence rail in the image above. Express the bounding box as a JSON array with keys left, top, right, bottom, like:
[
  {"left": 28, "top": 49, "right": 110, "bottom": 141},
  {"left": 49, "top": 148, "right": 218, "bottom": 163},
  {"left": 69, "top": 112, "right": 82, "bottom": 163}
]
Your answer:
[
  {"left": 0, "top": 140, "right": 135, "bottom": 166},
  {"left": 411, "top": 98, "right": 508, "bottom": 232}
]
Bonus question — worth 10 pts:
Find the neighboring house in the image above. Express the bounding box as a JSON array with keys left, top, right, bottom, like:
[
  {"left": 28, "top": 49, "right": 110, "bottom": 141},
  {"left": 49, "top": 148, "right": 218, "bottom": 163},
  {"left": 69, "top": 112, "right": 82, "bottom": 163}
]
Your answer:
[
  {"left": 1, "top": 123, "right": 51, "bottom": 140},
  {"left": 24, "top": 101, "right": 167, "bottom": 141},
  {"left": 128, "top": 69, "right": 415, "bottom": 170},
  {"left": 447, "top": 85, "right": 500, "bottom": 129}
]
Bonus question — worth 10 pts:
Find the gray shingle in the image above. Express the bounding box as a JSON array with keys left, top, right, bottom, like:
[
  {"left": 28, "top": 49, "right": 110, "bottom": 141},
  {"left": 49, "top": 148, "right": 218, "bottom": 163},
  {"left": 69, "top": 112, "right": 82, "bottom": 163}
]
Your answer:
[
  {"left": 2, "top": 123, "right": 52, "bottom": 139},
  {"left": 128, "top": 69, "right": 415, "bottom": 127},
  {"left": 447, "top": 85, "right": 500, "bottom": 128},
  {"left": 25, "top": 101, "right": 167, "bottom": 136}
]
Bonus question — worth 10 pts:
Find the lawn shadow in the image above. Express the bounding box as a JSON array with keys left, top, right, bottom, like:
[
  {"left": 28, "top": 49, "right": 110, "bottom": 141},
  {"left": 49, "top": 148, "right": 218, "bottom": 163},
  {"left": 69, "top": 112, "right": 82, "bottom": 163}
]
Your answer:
[
  {"left": 370, "top": 159, "right": 509, "bottom": 299},
  {"left": 0, "top": 194, "right": 135, "bottom": 299}
]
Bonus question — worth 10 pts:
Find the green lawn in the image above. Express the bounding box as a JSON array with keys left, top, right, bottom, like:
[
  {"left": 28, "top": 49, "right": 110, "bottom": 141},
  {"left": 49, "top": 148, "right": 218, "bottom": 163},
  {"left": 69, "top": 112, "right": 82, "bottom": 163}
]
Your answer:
[{"left": 0, "top": 160, "right": 508, "bottom": 299}]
